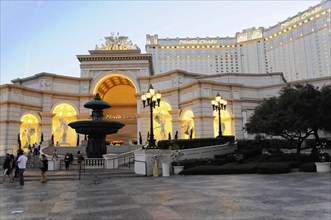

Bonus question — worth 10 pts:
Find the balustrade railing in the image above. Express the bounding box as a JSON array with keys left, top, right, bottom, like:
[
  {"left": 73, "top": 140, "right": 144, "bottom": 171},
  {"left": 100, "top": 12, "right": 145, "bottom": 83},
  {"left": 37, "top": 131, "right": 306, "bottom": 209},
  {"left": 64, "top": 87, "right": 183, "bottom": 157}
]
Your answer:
[{"left": 84, "top": 158, "right": 105, "bottom": 169}]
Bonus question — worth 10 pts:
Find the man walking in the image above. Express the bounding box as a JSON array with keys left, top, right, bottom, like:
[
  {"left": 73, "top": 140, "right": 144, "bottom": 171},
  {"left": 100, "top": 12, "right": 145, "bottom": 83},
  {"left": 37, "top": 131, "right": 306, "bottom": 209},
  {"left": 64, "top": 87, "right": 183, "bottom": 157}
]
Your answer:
[{"left": 17, "top": 150, "right": 28, "bottom": 185}]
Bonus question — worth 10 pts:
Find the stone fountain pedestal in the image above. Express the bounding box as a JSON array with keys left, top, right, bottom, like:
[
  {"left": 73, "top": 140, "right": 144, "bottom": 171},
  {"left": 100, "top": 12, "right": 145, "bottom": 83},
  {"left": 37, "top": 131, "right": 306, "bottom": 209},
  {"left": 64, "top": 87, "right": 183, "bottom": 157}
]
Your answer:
[{"left": 69, "top": 94, "right": 125, "bottom": 158}]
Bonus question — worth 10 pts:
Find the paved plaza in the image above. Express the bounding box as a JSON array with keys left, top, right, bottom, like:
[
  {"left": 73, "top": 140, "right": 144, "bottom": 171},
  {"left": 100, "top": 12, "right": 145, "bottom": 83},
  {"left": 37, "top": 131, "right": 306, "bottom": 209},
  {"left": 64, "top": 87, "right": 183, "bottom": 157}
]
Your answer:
[{"left": 0, "top": 169, "right": 330, "bottom": 220}]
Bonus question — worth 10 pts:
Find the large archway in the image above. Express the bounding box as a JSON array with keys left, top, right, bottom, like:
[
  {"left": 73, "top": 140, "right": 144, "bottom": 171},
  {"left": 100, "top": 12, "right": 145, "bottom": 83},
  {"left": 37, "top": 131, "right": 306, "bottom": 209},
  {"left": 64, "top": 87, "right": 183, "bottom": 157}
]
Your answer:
[
  {"left": 94, "top": 74, "right": 137, "bottom": 144},
  {"left": 52, "top": 103, "right": 77, "bottom": 146},
  {"left": 154, "top": 101, "right": 172, "bottom": 141},
  {"left": 180, "top": 110, "right": 195, "bottom": 139},
  {"left": 213, "top": 110, "right": 232, "bottom": 137},
  {"left": 20, "top": 113, "right": 40, "bottom": 148}
]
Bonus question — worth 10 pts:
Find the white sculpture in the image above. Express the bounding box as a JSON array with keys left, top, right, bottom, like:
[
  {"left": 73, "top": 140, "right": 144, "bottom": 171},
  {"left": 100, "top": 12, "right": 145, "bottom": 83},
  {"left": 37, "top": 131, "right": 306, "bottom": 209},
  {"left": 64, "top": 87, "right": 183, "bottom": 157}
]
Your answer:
[
  {"left": 154, "top": 113, "right": 167, "bottom": 140},
  {"left": 57, "top": 116, "right": 68, "bottom": 144}
]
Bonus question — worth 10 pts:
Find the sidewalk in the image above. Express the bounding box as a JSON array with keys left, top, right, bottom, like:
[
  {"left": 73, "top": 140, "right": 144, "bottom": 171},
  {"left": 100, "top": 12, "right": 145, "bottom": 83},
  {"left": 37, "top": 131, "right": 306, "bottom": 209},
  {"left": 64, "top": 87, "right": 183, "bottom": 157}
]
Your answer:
[{"left": 1, "top": 171, "right": 330, "bottom": 220}]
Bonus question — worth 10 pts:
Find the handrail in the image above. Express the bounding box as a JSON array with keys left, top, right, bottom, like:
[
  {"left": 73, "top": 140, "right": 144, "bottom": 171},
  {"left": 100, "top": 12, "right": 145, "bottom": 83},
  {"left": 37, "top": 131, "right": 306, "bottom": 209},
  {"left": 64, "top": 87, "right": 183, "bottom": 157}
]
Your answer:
[{"left": 118, "top": 154, "right": 134, "bottom": 169}]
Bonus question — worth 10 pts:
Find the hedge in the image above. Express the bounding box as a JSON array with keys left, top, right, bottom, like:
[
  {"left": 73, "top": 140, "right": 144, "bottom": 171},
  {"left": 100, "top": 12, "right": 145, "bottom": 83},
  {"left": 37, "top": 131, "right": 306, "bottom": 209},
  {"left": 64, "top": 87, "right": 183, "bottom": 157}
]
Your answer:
[
  {"left": 180, "top": 162, "right": 292, "bottom": 175},
  {"left": 261, "top": 153, "right": 314, "bottom": 163},
  {"left": 181, "top": 162, "right": 259, "bottom": 175},
  {"left": 157, "top": 136, "right": 235, "bottom": 150},
  {"left": 298, "top": 163, "right": 317, "bottom": 172},
  {"left": 257, "top": 162, "right": 291, "bottom": 174},
  {"left": 237, "top": 139, "right": 331, "bottom": 151}
]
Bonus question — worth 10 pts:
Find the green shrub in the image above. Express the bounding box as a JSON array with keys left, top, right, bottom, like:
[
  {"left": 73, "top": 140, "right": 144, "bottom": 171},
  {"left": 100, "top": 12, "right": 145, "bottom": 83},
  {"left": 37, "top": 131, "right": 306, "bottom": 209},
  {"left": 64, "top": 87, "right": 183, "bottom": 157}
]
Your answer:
[
  {"left": 180, "top": 162, "right": 259, "bottom": 175},
  {"left": 176, "top": 158, "right": 209, "bottom": 169},
  {"left": 180, "top": 166, "right": 226, "bottom": 175},
  {"left": 297, "top": 154, "right": 315, "bottom": 163},
  {"left": 221, "top": 162, "right": 258, "bottom": 174},
  {"left": 260, "top": 153, "right": 314, "bottom": 164},
  {"left": 215, "top": 153, "right": 237, "bottom": 163},
  {"left": 237, "top": 139, "right": 297, "bottom": 151},
  {"left": 158, "top": 136, "right": 235, "bottom": 150},
  {"left": 257, "top": 162, "right": 291, "bottom": 174},
  {"left": 305, "top": 139, "right": 331, "bottom": 149},
  {"left": 288, "top": 161, "right": 301, "bottom": 169},
  {"left": 299, "top": 163, "right": 317, "bottom": 172},
  {"left": 176, "top": 158, "right": 229, "bottom": 170}
]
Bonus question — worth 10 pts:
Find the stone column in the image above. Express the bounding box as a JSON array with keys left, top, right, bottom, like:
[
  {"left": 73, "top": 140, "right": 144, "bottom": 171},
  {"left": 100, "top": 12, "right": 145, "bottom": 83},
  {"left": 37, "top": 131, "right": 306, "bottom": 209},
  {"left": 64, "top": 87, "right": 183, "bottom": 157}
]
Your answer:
[
  {"left": 168, "top": 109, "right": 181, "bottom": 139},
  {"left": 136, "top": 113, "right": 149, "bottom": 145},
  {"left": 40, "top": 112, "right": 54, "bottom": 146}
]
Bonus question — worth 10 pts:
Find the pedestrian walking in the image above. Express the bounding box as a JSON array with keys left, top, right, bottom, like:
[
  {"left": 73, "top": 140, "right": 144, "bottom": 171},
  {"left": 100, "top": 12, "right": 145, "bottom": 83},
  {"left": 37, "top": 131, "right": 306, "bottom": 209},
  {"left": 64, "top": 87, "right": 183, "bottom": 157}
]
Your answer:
[
  {"left": 14, "top": 153, "right": 19, "bottom": 179},
  {"left": 9, "top": 154, "right": 15, "bottom": 180},
  {"left": 77, "top": 151, "right": 84, "bottom": 166},
  {"left": 40, "top": 154, "right": 48, "bottom": 183},
  {"left": 64, "top": 153, "right": 70, "bottom": 170},
  {"left": 1, "top": 154, "right": 13, "bottom": 183},
  {"left": 69, "top": 153, "right": 74, "bottom": 165},
  {"left": 17, "top": 150, "right": 28, "bottom": 185},
  {"left": 77, "top": 151, "right": 85, "bottom": 180}
]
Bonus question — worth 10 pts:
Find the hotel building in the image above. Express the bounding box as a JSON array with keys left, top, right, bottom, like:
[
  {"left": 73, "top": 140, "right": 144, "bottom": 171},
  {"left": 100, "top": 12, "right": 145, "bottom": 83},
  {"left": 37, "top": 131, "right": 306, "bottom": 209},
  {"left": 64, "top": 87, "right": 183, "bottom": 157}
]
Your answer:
[
  {"left": 0, "top": 1, "right": 330, "bottom": 155},
  {"left": 146, "top": 0, "right": 330, "bottom": 82}
]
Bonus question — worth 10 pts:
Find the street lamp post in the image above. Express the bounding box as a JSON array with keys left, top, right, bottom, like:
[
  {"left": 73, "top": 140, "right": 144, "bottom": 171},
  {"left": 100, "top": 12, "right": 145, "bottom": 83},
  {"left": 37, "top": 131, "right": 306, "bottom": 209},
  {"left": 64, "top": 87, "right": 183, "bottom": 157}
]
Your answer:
[
  {"left": 211, "top": 93, "right": 227, "bottom": 137},
  {"left": 141, "top": 84, "right": 161, "bottom": 149}
]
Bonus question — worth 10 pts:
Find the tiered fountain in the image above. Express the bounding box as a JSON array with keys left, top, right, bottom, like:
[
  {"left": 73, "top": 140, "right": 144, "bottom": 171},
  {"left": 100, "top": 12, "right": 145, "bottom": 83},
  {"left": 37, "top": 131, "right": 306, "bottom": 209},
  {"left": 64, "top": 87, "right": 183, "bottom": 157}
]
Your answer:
[{"left": 68, "top": 93, "right": 125, "bottom": 158}]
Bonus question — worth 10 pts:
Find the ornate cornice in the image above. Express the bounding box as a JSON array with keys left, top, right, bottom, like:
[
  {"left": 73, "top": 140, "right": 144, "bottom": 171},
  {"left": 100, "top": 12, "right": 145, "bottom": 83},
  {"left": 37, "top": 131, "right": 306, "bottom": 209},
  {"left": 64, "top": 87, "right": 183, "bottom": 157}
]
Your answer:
[{"left": 77, "top": 55, "right": 152, "bottom": 62}]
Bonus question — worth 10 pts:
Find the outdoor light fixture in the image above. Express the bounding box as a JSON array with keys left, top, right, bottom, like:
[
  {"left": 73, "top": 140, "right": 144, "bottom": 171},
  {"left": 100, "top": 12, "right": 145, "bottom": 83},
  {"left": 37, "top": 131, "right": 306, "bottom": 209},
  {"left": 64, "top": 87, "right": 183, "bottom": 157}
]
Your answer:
[
  {"left": 141, "top": 84, "right": 161, "bottom": 148},
  {"left": 211, "top": 92, "right": 227, "bottom": 137}
]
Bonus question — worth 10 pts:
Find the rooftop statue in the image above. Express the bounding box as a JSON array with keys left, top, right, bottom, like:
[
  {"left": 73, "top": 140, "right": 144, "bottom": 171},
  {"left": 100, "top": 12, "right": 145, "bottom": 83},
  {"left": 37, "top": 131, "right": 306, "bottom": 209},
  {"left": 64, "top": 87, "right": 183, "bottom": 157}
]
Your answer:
[{"left": 95, "top": 32, "right": 139, "bottom": 50}]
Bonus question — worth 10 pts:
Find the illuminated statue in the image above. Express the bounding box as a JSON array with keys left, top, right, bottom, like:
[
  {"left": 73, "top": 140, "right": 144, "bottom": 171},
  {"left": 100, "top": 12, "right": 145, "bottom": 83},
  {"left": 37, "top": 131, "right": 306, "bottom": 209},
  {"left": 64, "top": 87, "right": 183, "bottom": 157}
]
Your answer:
[
  {"left": 154, "top": 113, "right": 167, "bottom": 140},
  {"left": 22, "top": 124, "right": 35, "bottom": 147},
  {"left": 182, "top": 121, "right": 193, "bottom": 136},
  {"left": 57, "top": 116, "right": 68, "bottom": 144},
  {"left": 215, "top": 122, "right": 225, "bottom": 136}
]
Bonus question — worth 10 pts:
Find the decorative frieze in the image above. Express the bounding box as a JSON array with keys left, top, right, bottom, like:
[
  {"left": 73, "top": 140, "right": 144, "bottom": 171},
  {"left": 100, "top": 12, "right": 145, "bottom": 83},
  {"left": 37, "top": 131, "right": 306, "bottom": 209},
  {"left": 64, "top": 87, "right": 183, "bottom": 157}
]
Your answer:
[
  {"left": 11, "top": 92, "right": 20, "bottom": 102},
  {"left": 152, "top": 81, "right": 172, "bottom": 91},
  {"left": 53, "top": 83, "right": 79, "bottom": 93},
  {"left": 0, "top": 92, "right": 8, "bottom": 101},
  {"left": 80, "top": 83, "right": 89, "bottom": 94},
  {"left": 202, "top": 88, "right": 211, "bottom": 97},
  {"left": 39, "top": 79, "right": 52, "bottom": 90},
  {"left": 180, "top": 92, "right": 193, "bottom": 102},
  {"left": 22, "top": 95, "right": 41, "bottom": 105}
]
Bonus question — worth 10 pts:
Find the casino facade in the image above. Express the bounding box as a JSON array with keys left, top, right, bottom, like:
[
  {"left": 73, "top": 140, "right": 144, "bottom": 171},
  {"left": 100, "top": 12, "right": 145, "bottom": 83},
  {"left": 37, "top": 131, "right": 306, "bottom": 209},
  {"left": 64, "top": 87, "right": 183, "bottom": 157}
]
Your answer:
[{"left": 0, "top": 0, "right": 330, "bottom": 155}]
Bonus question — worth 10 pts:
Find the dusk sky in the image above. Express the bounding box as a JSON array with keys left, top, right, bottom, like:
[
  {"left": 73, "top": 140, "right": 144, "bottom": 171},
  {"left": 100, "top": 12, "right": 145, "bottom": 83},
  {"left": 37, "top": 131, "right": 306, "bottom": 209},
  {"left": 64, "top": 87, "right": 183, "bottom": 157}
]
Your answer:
[{"left": 1, "top": 0, "right": 320, "bottom": 84}]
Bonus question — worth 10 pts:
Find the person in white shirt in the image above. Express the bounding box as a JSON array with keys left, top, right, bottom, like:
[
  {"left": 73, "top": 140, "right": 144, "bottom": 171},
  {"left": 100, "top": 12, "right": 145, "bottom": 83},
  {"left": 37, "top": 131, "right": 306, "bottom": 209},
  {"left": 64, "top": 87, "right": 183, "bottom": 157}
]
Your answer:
[{"left": 17, "top": 150, "right": 28, "bottom": 185}]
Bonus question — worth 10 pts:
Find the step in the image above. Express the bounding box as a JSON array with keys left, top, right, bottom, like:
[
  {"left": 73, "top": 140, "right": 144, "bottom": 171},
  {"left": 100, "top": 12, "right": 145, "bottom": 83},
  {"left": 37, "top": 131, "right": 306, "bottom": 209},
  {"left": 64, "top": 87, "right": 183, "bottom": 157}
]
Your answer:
[{"left": 4, "top": 168, "right": 140, "bottom": 182}]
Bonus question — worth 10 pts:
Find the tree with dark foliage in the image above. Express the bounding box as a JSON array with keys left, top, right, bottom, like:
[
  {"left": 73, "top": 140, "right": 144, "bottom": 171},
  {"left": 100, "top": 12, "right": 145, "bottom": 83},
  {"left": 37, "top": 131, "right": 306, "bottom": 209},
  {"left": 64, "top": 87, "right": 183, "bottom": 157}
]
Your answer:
[{"left": 246, "top": 84, "right": 331, "bottom": 154}]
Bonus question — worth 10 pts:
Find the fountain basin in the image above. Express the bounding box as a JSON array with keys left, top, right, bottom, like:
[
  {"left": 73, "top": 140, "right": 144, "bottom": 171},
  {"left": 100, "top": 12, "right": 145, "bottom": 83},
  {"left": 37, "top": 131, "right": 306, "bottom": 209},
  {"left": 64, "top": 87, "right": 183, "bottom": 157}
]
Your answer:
[{"left": 68, "top": 120, "right": 124, "bottom": 135}]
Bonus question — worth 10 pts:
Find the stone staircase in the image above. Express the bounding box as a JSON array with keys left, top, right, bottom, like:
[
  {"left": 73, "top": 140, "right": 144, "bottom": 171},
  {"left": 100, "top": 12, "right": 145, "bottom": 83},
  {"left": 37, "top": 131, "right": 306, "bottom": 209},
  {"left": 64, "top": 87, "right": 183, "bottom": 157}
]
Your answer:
[{"left": 17, "top": 167, "right": 140, "bottom": 183}]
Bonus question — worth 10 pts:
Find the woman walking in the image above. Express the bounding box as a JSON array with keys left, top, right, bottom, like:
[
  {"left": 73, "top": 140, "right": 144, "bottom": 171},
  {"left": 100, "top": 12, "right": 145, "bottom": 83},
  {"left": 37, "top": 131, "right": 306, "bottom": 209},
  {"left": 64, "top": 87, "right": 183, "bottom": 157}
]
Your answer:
[{"left": 40, "top": 154, "right": 48, "bottom": 183}]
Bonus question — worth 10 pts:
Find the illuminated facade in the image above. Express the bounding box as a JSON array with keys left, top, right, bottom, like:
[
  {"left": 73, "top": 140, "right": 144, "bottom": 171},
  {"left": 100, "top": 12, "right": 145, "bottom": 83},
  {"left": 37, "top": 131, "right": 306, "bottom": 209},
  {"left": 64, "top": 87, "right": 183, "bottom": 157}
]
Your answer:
[
  {"left": 146, "top": 0, "right": 330, "bottom": 82},
  {"left": 1, "top": 2, "right": 331, "bottom": 155}
]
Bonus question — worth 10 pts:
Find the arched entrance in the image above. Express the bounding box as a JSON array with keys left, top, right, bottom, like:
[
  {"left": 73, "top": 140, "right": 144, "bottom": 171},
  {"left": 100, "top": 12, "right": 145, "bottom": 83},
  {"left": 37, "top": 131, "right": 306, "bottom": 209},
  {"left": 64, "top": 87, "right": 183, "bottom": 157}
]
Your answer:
[
  {"left": 180, "top": 110, "right": 195, "bottom": 139},
  {"left": 20, "top": 113, "right": 40, "bottom": 148},
  {"left": 213, "top": 110, "right": 232, "bottom": 137},
  {"left": 94, "top": 75, "right": 137, "bottom": 144},
  {"left": 52, "top": 103, "right": 77, "bottom": 146},
  {"left": 154, "top": 101, "right": 172, "bottom": 141}
]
